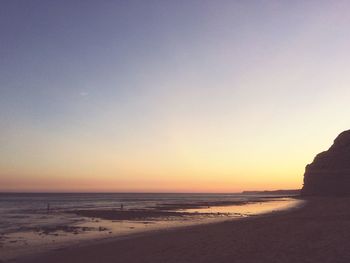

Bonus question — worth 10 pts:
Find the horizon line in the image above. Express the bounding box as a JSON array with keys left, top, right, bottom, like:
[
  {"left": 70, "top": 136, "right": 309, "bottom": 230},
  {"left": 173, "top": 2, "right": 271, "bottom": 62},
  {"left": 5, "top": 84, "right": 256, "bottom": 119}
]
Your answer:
[{"left": 0, "top": 189, "right": 301, "bottom": 194}]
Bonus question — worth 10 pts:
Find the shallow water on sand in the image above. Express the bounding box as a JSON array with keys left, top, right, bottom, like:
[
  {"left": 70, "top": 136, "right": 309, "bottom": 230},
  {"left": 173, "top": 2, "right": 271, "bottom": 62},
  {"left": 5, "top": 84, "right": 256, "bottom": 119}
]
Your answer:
[{"left": 184, "top": 197, "right": 300, "bottom": 215}]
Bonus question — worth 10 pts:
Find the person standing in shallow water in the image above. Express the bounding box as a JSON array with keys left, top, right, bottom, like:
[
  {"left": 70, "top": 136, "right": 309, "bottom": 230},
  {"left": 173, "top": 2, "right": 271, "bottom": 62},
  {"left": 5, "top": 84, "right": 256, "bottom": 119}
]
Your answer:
[{"left": 121, "top": 203, "right": 124, "bottom": 210}]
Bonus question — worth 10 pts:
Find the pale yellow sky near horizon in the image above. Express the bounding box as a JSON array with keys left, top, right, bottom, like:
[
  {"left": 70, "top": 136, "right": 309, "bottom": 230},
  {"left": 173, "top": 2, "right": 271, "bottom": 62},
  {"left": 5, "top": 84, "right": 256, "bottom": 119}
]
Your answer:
[{"left": 1, "top": 124, "right": 347, "bottom": 192}]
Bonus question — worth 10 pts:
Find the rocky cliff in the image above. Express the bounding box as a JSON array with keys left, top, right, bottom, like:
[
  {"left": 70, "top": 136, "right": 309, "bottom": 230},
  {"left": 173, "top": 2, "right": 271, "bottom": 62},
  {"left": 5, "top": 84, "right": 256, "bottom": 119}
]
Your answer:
[{"left": 301, "top": 130, "right": 350, "bottom": 196}]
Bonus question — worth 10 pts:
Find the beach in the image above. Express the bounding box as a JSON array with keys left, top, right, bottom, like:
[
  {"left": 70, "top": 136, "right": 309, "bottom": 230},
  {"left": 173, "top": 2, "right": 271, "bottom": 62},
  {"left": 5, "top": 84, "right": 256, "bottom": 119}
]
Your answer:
[
  {"left": 15, "top": 197, "right": 350, "bottom": 263},
  {"left": 0, "top": 193, "right": 299, "bottom": 262}
]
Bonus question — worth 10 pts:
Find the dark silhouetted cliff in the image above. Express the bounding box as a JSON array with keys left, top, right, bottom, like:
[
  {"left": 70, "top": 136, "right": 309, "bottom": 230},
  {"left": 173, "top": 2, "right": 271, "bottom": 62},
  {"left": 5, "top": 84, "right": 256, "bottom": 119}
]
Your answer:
[{"left": 302, "top": 130, "right": 350, "bottom": 195}]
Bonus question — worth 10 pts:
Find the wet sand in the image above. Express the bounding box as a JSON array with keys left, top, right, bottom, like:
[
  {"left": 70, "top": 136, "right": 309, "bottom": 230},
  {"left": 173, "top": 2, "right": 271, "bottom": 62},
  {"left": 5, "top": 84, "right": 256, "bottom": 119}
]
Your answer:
[
  {"left": 68, "top": 198, "right": 263, "bottom": 221},
  {"left": 69, "top": 197, "right": 295, "bottom": 221},
  {"left": 16, "top": 197, "right": 350, "bottom": 263},
  {"left": 70, "top": 209, "right": 210, "bottom": 220}
]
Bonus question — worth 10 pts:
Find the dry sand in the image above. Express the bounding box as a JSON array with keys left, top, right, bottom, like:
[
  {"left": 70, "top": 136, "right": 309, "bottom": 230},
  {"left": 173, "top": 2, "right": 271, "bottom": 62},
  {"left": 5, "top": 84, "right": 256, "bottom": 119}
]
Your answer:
[{"left": 18, "top": 197, "right": 350, "bottom": 263}]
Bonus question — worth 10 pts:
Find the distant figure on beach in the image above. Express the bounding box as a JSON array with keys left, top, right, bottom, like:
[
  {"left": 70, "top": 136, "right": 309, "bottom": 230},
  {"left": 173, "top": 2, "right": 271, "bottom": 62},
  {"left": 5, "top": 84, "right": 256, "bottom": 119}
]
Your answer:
[
  {"left": 121, "top": 204, "right": 124, "bottom": 210},
  {"left": 47, "top": 203, "right": 50, "bottom": 214}
]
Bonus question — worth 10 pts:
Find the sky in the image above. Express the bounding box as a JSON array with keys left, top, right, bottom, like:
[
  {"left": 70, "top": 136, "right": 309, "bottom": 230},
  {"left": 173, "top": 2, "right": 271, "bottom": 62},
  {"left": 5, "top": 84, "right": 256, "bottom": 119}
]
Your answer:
[{"left": 1, "top": 0, "right": 350, "bottom": 192}]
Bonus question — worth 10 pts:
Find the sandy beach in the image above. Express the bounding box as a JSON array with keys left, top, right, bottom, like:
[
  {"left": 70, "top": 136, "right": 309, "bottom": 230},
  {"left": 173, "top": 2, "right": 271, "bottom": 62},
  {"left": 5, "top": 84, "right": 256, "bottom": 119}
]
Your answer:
[{"left": 16, "top": 197, "right": 350, "bottom": 263}]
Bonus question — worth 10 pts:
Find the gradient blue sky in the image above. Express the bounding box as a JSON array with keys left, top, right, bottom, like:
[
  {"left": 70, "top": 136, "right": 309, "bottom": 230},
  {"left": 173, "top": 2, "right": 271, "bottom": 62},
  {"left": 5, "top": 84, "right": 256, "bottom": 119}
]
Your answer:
[{"left": 1, "top": 1, "right": 350, "bottom": 192}]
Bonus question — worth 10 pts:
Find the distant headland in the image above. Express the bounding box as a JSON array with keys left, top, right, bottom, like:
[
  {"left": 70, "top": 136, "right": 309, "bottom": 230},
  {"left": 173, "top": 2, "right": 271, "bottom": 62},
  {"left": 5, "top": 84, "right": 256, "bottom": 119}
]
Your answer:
[
  {"left": 302, "top": 129, "right": 350, "bottom": 196},
  {"left": 242, "top": 190, "right": 300, "bottom": 195}
]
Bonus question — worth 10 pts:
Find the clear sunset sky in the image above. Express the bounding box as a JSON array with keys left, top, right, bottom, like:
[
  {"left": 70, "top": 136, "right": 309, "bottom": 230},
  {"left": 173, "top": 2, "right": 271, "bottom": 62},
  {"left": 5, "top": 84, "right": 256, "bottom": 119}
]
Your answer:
[{"left": 1, "top": 1, "right": 350, "bottom": 192}]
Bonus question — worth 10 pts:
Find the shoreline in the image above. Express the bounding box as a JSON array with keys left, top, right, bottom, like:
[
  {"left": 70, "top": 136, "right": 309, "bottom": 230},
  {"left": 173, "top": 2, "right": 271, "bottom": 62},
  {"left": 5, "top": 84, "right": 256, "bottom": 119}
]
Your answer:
[{"left": 12, "top": 197, "right": 305, "bottom": 263}]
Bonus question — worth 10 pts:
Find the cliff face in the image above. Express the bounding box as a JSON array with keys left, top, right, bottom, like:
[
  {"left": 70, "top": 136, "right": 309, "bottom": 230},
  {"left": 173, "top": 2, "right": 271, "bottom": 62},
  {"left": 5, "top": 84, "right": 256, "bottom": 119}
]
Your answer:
[{"left": 301, "top": 130, "right": 350, "bottom": 196}]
